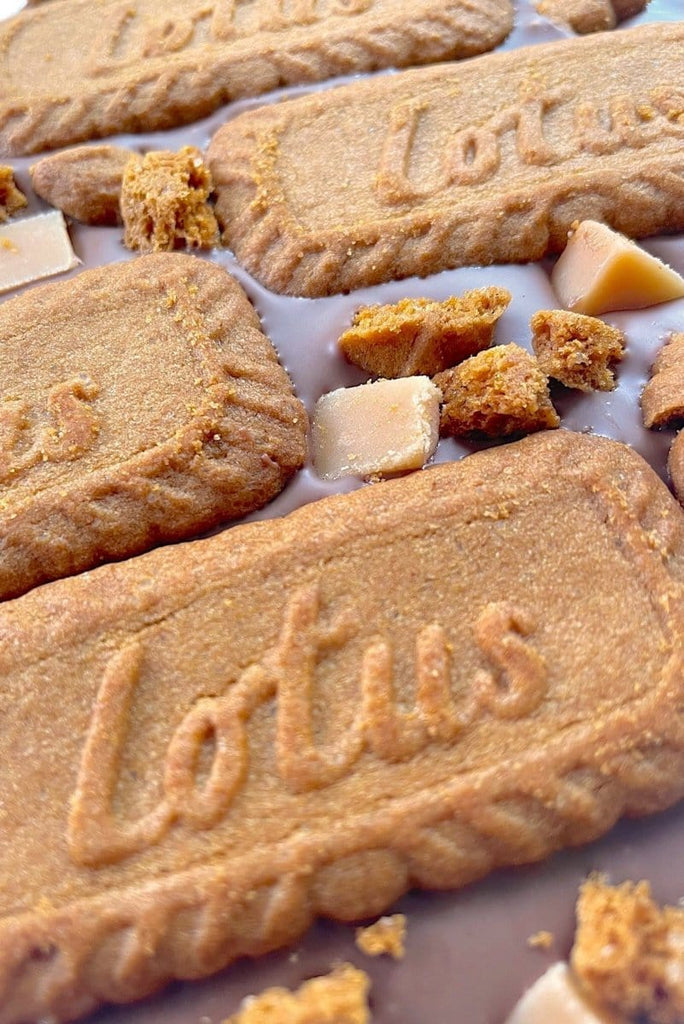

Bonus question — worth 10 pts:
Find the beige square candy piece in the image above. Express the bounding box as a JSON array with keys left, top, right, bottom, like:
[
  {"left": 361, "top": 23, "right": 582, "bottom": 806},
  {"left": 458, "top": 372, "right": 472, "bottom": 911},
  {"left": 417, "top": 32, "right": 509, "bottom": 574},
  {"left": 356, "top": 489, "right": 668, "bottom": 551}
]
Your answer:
[
  {"left": 505, "top": 963, "right": 621, "bottom": 1024},
  {"left": 0, "top": 209, "right": 78, "bottom": 293},
  {"left": 312, "top": 376, "right": 440, "bottom": 480},
  {"left": 552, "top": 220, "right": 684, "bottom": 315}
]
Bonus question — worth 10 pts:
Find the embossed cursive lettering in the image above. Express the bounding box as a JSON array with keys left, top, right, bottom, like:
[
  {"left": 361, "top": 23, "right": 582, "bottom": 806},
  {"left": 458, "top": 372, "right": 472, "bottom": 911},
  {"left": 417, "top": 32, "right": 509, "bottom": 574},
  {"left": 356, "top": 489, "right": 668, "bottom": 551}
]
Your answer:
[{"left": 68, "top": 587, "right": 548, "bottom": 866}]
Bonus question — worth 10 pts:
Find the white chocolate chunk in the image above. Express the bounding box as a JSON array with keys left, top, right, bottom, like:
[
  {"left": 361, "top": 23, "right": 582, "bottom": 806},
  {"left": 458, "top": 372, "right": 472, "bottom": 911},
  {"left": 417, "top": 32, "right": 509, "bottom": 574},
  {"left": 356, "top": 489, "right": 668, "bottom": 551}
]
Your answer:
[
  {"left": 551, "top": 220, "right": 684, "bottom": 314},
  {"left": 505, "top": 963, "right": 624, "bottom": 1024},
  {"left": 0, "top": 210, "right": 79, "bottom": 294},
  {"left": 312, "top": 376, "right": 440, "bottom": 480}
]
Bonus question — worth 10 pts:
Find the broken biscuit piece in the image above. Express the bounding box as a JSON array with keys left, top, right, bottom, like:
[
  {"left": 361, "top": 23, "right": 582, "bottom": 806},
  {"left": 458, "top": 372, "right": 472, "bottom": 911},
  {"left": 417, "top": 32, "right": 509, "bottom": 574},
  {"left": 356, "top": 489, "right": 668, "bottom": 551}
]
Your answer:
[
  {"left": 641, "top": 333, "right": 684, "bottom": 429},
  {"left": 356, "top": 915, "right": 406, "bottom": 960},
  {"left": 225, "top": 964, "right": 371, "bottom": 1024},
  {"left": 338, "top": 287, "right": 511, "bottom": 378},
  {"left": 668, "top": 431, "right": 684, "bottom": 505},
  {"left": 552, "top": 221, "right": 684, "bottom": 315},
  {"left": 434, "top": 344, "right": 560, "bottom": 438},
  {"left": 312, "top": 376, "right": 441, "bottom": 480},
  {"left": 30, "top": 145, "right": 132, "bottom": 226},
  {"left": 530, "top": 310, "right": 625, "bottom": 392},
  {"left": 572, "top": 877, "right": 684, "bottom": 1024},
  {"left": 535, "top": 0, "right": 649, "bottom": 34},
  {"left": 121, "top": 146, "right": 219, "bottom": 253},
  {"left": 0, "top": 165, "right": 27, "bottom": 222}
]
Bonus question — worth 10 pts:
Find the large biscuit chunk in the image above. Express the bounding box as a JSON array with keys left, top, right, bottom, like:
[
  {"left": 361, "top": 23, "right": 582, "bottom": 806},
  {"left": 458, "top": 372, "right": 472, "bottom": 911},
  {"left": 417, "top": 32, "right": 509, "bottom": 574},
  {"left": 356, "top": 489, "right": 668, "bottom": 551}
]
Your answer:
[
  {"left": 0, "top": 0, "right": 513, "bottom": 155},
  {"left": 0, "top": 253, "right": 306, "bottom": 599},
  {"left": 2, "top": 431, "right": 684, "bottom": 1022},
  {"left": 207, "top": 23, "right": 684, "bottom": 296}
]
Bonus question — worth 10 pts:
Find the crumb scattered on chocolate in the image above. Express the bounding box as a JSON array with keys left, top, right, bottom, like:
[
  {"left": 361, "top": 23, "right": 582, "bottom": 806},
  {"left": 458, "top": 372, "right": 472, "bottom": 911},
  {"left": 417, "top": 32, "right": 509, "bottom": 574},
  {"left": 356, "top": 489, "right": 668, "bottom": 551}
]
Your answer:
[
  {"left": 121, "top": 146, "right": 219, "bottom": 253},
  {"left": 338, "top": 287, "right": 511, "bottom": 378},
  {"left": 531, "top": 309, "right": 625, "bottom": 392},
  {"left": 356, "top": 914, "right": 406, "bottom": 960},
  {"left": 434, "top": 343, "right": 560, "bottom": 438},
  {"left": 225, "top": 963, "right": 371, "bottom": 1023},
  {"left": 0, "top": 166, "right": 27, "bottom": 223},
  {"left": 527, "top": 930, "right": 554, "bottom": 951},
  {"left": 572, "top": 875, "right": 684, "bottom": 1024}
]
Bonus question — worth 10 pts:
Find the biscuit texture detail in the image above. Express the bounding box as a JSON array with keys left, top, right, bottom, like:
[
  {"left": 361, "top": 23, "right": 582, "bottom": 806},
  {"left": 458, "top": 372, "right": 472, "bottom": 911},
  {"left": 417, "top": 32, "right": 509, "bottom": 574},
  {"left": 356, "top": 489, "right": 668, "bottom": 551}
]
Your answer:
[
  {"left": 0, "top": 252, "right": 307, "bottom": 599},
  {"left": 1, "top": 432, "right": 684, "bottom": 1022},
  {"left": 0, "top": 0, "right": 513, "bottom": 155},
  {"left": 208, "top": 24, "right": 684, "bottom": 296}
]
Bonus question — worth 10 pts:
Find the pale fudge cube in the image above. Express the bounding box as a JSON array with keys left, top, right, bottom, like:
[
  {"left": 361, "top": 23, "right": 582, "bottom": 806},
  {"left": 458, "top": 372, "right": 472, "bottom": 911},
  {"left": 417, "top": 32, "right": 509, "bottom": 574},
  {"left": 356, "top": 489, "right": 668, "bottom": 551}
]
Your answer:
[
  {"left": 552, "top": 220, "right": 684, "bottom": 314},
  {"left": 312, "top": 376, "right": 440, "bottom": 480},
  {"left": 0, "top": 210, "right": 78, "bottom": 294},
  {"left": 505, "top": 962, "right": 622, "bottom": 1024}
]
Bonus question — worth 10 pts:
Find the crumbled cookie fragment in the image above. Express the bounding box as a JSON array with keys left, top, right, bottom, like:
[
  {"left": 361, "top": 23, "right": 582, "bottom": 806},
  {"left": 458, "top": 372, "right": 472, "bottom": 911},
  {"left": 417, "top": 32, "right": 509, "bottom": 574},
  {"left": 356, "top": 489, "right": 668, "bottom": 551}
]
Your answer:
[
  {"left": 121, "top": 146, "right": 219, "bottom": 253},
  {"left": 527, "top": 930, "right": 554, "bottom": 951},
  {"left": 0, "top": 166, "right": 27, "bottom": 223},
  {"left": 530, "top": 310, "right": 625, "bottom": 392},
  {"left": 225, "top": 964, "right": 371, "bottom": 1023},
  {"left": 641, "top": 333, "right": 684, "bottom": 429},
  {"left": 356, "top": 915, "right": 406, "bottom": 960},
  {"left": 434, "top": 344, "right": 560, "bottom": 438},
  {"left": 535, "top": 0, "right": 649, "bottom": 33},
  {"left": 338, "top": 287, "right": 511, "bottom": 378},
  {"left": 572, "top": 876, "right": 684, "bottom": 1024},
  {"left": 30, "top": 145, "right": 131, "bottom": 226}
]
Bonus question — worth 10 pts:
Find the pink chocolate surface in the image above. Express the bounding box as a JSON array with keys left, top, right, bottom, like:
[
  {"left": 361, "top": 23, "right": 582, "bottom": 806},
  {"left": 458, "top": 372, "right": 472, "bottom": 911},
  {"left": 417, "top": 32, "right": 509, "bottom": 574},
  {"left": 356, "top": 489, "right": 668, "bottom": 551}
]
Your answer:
[{"left": 2, "top": 1, "right": 684, "bottom": 1022}]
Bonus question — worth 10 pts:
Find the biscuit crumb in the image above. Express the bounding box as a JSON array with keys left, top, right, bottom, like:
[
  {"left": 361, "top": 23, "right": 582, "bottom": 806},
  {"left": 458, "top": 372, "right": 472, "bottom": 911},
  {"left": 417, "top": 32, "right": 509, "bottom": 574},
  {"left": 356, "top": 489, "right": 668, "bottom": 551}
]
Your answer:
[
  {"left": 527, "top": 930, "right": 554, "bottom": 951},
  {"left": 121, "top": 146, "right": 219, "bottom": 253},
  {"left": 434, "top": 344, "right": 560, "bottom": 438},
  {"left": 356, "top": 914, "right": 406, "bottom": 959},
  {"left": 0, "top": 166, "right": 27, "bottom": 223},
  {"left": 338, "top": 287, "right": 511, "bottom": 378},
  {"left": 530, "top": 310, "right": 625, "bottom": 392},
  {"left": 225, "top": 964, "right": 371, "bottom": 1023},
  {"left": 572, "top": 876, "right": 684, "bottom": 1024},
  {"left": 641, "top": 332, "right": 684, "bottom": 429}
]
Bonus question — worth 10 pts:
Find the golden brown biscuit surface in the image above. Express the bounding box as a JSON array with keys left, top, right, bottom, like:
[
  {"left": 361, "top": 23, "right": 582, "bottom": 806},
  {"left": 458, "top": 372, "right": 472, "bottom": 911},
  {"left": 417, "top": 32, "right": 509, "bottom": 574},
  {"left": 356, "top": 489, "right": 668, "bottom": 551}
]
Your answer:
[
  {"left": 208, "top": 23, "right": 684, "bottom": 297},
  {"left": 0, "top": 252, "right": 307, "bottom": 599},
  {"left": 531, "top": 310, "right": 625, "bottom": 392},
  {"left": 2, "top": 431, "right": 684, "bottom": 1022},
  {"left": 30, "top": 145, "right": 132, "bottom": 225},
  {"left": 641, "top": 333, "right": 684, "bottom": 429},
  {"left": 535, "top": 0, "right": 649, "bottom": 33},
  {"left": 226, "top": 964, "right": 371, "bottom": 1023},
  {"left": 0, "top": 165, "right": 26, "bottom": 221},
  {"left": 0, "top": 0, "right": 513, "bottom": 155}
]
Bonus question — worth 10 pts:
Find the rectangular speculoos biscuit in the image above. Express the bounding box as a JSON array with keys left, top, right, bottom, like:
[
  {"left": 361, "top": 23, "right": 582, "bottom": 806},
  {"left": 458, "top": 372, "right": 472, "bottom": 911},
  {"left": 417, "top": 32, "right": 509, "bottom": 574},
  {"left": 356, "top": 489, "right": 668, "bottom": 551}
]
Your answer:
[
  {"left": 0, "top": 0, "right": 513, "bottom": 155},
  {"left": 3, "top": 430, "right": 684, "bottom": 1022},
  {"left": 0, "top": 253, "right": 306, "bottom": 600},
  {"left": 207, "top": 23, "right": 684, "bottom": 296}
]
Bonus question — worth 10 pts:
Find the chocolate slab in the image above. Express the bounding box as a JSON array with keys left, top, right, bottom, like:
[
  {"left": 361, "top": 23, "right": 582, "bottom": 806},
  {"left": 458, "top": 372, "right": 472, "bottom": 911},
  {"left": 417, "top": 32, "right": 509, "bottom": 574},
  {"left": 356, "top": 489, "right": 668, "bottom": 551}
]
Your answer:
[{"left": 1, "top": 1, "right": 684, "bottom": 1023}]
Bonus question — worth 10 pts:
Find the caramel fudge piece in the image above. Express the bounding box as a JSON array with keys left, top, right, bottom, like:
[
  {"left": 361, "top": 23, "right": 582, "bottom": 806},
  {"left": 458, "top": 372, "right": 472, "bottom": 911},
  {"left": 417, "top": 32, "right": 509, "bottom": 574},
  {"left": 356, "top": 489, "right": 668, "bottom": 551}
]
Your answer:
[
  {"left": 356, "top": 915, "right": 406, "bottom": 960},
  {"left": 0, "top": 209, "right": 78, "bottom": 294},
  {"left": 641, "top": 333, "right": 684, "bottom": 429},
  {"left": 338, "top": 287, "right": 511, "bottom": 378},
  {"left": 121, "top": 146, "right": 219, "bottom": 253},
  {"left": 226, "top": 965, "right": 371, "bottom": 1024},
  {"left": 572, "top": 878, "right": 684, "bottom": 1024},
  {"left": 530, "top": 310, "right": 625, "bottom": 392},
  {"left": 30, "top": 145, "right": 132, "bottom": 226},
  {"left": 0, "top": 165, "right": 27, "bottom": 222},
  {"left": 505, "top": 962, "right": 622, "bottom": 1024},
  {"left": 435, "top": 344, "right": 560, "bottom": 438},
  {"left": 552, "top": 221, "right": 684, "bottom": 315},
  {"left": 312, "top": 376, "right": 441, "bottom": 480},
  {"left": 535, "top": 0, "right": 649, "bottom": 34}
]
